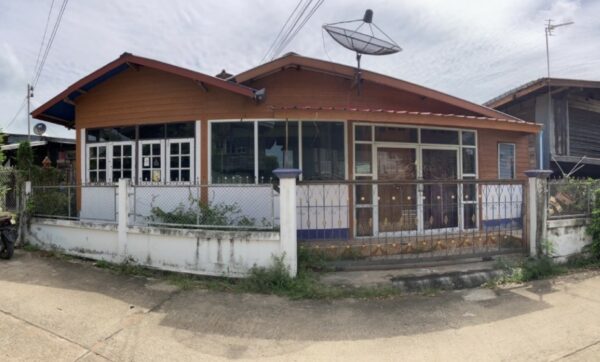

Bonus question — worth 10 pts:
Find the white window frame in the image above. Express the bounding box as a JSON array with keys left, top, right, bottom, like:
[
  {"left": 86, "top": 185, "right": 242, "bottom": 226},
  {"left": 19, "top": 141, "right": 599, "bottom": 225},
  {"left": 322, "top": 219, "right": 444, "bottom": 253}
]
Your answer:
[
  {"left": 138, "top": 140, "right": 165, "bottom": 183},
  {"left": 109, "top": 141, "right": 136, "bottom": 183},
  {"left": 166, "top": 138, "right": 194, "bottom": 183},
  {"left": 86, "top": 143, "right": 108, "bottom": 183},
  {"left": 498, "top": 143, "right": 516, "bottom": 180},
  {"left": 86, "top": 141, "right": 136, "bottom": 184}
]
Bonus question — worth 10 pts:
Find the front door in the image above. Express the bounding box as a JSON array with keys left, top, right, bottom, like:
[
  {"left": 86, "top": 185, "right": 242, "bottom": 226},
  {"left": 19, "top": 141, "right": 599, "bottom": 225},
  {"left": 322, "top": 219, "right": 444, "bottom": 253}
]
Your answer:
[
  {"left": 421, "top": 148, "right": 459, "bottom": 230},
  {"left": 376, "top": 147, "right": 418, "bottom": 233}
]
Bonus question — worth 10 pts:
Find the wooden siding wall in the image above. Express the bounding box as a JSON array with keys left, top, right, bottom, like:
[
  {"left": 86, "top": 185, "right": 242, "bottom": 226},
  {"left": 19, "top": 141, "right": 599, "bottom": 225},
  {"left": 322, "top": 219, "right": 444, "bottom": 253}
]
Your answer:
[{"left": 478, "top": 129, "right": 531, "bottom": 180}]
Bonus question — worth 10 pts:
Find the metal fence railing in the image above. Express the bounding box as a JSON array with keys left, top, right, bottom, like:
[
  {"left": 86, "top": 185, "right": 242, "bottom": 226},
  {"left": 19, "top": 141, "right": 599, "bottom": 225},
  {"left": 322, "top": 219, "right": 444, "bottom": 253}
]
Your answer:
[
  {"left": 31, "top": 184, "right": 118, "bottom": 222},
  {"left": 297, "top": 179, "right": 527, "bottom": 262},
  {"left": 547, "top": 179, "right": 599, "bottom": 219},
  {"left": 0, "top": 168, "right": 18, "bottom": 213},
  {"left": 131, "top": 183, "right": 278, "bottom": 230}
]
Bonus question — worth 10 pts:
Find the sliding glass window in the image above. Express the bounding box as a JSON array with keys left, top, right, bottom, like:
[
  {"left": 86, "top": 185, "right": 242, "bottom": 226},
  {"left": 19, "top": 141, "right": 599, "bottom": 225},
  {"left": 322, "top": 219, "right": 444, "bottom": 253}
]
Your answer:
[
  {"left": 211, "top": 122, "right": 255, "bottom": 183},
  {"left": 302, "top": 121, "right": 345, "bottom": 181},
  {"left": 258, "top": 121, "right": 299, "bottom": 183}
]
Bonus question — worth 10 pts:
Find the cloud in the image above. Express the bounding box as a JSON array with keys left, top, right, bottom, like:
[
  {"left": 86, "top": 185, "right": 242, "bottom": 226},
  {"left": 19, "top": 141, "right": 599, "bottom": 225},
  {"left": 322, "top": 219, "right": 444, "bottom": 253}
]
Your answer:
[{"left": 1, "top": 0, "right": 598, "bottom": 138}]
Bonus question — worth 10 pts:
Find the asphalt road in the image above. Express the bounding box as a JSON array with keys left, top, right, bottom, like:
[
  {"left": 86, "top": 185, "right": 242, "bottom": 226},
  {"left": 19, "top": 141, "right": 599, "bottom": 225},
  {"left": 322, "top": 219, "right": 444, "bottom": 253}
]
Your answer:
[{"left": 0, "top": 251, "right": 599, "bottom": 361}]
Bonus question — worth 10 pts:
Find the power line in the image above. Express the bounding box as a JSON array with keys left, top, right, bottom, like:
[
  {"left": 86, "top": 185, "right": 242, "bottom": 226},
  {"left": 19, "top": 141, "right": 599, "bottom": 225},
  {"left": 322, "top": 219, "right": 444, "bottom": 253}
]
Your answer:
[
  {"left": 274, "top": 0, "right": 324, "bottom": 58},
  {"left": 33, "top": 0, "right": 69, "bottom": 87},
  {"left": 3, "top": 98, "right": 27, "bottom": 130},
  {"left": 260, "top": 0, "right": 304, "bottom": 64},
  {"left": 270, "top": 0, "right": 313, "bottom": 60},
  {"left": 31, "top": 0, "right": 56, "bottom": 82}
]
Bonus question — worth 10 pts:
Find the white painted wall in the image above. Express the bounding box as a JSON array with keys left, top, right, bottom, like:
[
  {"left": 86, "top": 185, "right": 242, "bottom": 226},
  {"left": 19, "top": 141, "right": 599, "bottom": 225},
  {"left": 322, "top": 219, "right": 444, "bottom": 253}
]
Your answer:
[
  {"left": 546, "top": 218, "right": 591, "bottom": 262},
  {"left": 28, "top": 218, "right": 282, "bottom": 277},
  {"left": 80, "top": 187, "right": 117, "bottom": 221}
]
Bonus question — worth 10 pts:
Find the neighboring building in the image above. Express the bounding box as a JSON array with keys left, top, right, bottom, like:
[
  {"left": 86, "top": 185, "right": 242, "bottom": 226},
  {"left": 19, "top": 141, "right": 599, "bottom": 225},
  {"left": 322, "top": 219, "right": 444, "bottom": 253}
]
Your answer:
[
  {"left": 1, "top": 133, "right": 75, "bottom": 169},
  {"left": 486, "top": 78, "right": 600, "bottom": 177},
  {"left": 31, "top": 52, "right": 539, "bottom": 242}
]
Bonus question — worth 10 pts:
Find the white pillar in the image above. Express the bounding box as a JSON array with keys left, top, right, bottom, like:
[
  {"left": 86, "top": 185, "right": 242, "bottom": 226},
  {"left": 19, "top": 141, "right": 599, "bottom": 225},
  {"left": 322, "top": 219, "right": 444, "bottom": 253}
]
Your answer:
[
  {"left": 524, "top": 170, "right": 552, "bottom": 257},
  {"left": 273, "top": 168, "right": 302, "bottom": 277},
  {"left": 117, "top": 178, "right": 130, "bottom": 260}
]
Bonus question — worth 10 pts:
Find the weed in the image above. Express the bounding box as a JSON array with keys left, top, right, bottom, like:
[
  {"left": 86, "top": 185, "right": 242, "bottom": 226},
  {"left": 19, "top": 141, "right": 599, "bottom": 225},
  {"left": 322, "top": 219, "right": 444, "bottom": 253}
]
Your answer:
[{"left": 22, "top": 243, "right": 40, "bottom": 252}]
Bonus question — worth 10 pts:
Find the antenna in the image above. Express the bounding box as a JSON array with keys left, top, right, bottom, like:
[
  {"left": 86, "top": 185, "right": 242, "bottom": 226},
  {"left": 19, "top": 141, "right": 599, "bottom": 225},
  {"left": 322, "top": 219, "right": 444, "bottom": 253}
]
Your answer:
[{"left": 323, "top": 9, "right": 402, "bottom": 95}]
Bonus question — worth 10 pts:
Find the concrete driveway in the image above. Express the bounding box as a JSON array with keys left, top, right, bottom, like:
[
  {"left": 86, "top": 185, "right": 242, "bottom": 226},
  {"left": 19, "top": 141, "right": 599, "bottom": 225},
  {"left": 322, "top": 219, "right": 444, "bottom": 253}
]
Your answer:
[{"left": 0, "top": 251, "right": 599, "bottom": 361}]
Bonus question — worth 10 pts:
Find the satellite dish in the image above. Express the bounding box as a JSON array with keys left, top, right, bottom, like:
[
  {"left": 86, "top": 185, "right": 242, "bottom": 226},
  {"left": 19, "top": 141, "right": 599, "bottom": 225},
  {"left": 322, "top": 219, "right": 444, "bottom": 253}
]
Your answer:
[
  {"left": 323, "top": 9, "right": 402, "bottom": 94},
  {"left": 33, "top": 123, "right": 47, "bottom": 136}
]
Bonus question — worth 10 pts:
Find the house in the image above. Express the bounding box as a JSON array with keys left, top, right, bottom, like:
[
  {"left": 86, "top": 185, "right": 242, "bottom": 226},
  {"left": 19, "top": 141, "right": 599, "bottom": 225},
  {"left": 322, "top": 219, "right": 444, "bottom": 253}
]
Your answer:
[
  {"left": 31, "top": 52, "right": 539, "bottom": 261},
  {"left": 1, "top": 133, "right": 75, "bottom": 171},
  {"left": 486, "top": 78, "right": 600, "bottom": 177}
]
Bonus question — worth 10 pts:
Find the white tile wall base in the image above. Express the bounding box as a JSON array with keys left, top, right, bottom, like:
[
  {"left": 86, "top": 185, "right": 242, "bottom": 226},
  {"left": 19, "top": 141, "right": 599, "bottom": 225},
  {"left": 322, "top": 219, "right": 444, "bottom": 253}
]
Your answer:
[{"left": 27, "top": 218, "right": 283, "bottom": 278}]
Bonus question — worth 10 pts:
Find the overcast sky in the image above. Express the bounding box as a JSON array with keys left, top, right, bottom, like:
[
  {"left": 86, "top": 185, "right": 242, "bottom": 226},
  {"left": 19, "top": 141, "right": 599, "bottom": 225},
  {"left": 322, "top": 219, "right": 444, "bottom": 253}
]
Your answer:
[{"left": 1, "top": 0, "right": 598, "bottom": 138}]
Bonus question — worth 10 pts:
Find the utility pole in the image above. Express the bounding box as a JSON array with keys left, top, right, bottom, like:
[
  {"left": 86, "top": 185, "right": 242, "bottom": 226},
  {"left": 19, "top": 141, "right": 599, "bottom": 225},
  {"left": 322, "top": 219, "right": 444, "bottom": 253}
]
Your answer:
[
  {"left": 543, "top": 19, "right": 573, "bottom": 169},
  {"left": 26, "top": 83, "right": 34, "bottom": 141}
]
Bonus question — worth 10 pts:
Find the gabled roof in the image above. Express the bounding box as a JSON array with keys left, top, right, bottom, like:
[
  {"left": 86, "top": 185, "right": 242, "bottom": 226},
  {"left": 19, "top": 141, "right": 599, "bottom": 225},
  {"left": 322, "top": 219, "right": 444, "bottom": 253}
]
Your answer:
[
  {"left": 232, "top": 53, "right": 523, "bottom": 123},
  {"left": 32, "top": 53, "right": 263, "bottom": 127},
  {"left": 485, "top": 77, "right": 600, "bottom": 108}
]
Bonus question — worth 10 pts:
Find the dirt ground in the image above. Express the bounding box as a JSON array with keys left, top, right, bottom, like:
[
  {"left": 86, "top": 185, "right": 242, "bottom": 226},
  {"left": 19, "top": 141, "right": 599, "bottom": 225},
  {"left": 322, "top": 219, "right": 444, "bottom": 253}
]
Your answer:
[{"left": 0, "top": 250, "right": 599, "bottom": 361}]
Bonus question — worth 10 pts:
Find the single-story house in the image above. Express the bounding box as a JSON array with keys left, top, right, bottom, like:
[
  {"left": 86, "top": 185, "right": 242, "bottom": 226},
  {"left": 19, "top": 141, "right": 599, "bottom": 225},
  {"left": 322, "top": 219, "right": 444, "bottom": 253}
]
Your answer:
[
  {"left": 486, "top": 78, "right": 600, "bottom": 177},
  {"left": 31, "top": 52, "right": 540, "bottom": 247},
  {"left": 1, "top": 133, "right": 75, "bottom": 170}
]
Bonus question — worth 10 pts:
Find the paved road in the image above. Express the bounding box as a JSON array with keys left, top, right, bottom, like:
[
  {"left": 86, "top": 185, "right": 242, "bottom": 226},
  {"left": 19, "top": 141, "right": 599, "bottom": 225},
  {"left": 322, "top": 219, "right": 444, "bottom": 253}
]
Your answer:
[{"left": 0, "top": 251, "right": 599, "bottom": 361}]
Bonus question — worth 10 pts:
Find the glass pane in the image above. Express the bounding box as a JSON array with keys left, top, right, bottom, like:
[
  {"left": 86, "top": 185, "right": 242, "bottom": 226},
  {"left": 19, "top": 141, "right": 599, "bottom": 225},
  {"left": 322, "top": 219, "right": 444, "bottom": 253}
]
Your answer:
[
  {"left": 375, "top": 127, "right": 417, "bottom": 143},
  {"left": 113, "top": 171, "right": 121, "bottom": 181},
  {"left": 151, "top": 170, "right": 161, "bottom": 182},
  {"left": 355, "top": 125, "right": 372, "bottom": 141},
  {"left": 89, "top": 147, "right": 97, "bottom": 158},
  {"left": 170, "top": 156, "right": 179, "bottom": 168},
  {"left": 123, "top": 171, "right": 131, "bottom": 178},
  {"left": 167, "top": 122, "right": 195, "bottom": 138},
  {"left": 124, "top": 145, "right": 132, "bottom": 156},
  {"left": 422, "top": 149, "right": 459, "bottom": 229},
  {"left": 101, "top": 127, "right": 135, "bottom": 141},
  {"left": 212, "top": 122, "right": 255, "bottom": 183},
  {"left": 355, "top": 144, "right": 372, "bottom": 174},
  {"left": 170, "top": 170, "right": 178, "bottom": 181},
  {"left": 98, "top": 171, "right": 106, "bottom": 182},
  {"left": 462, "top": 131, "right": 475, "bottom": 146},
  {"left": 302, "top": 122, "right": 345, "bottom": 180},
  {"left": 181, "top": 142, "right": 190, "bottom": 154},
  {"left": 99, "top": 159, "right": 106, "bottom": 169},
  {"left": 98, "top": 147, "right": 106, "bottom": 157},
  {"left": 462, "top": 148, "right": 476, "bottom": 174},
  {"left": 464, "top": 204, "right": 477, "bottom": 229},
  {"left": 143, "top": 144, "right": 150, "bottom": 154},
  {"left": 139, "top": 124, "right": 165, "bottom": 139},
  {"left": 181, "top": 156, "right": 190, "bottom": 168},
  {"left": 355, "top": 184, "right": 372, "bottom": 205},
  {"left": 463, "top": 182, "right": 477, "bottom": 201},
  {"left": 142, "top": 170, "right": 150, "bottom": 181},
  {"left": 124, "top": 158, "right": 132, "bottom": 169},
  {"left": 421, "top": 129, "right": 459, "bottom": 144},
  {"left": 113, "top": 146, "right": 121, "bottom": 156},
  {"left": 181, "top": 169, "right": 190, "bottom": 181},
  {"left": 498, "top": 144, "right": 515, "bottom": 179},
  {"left": 87, "top": 129, "right": 100, "bottom": 143},
  {"left": 258, "top": 121, "right": 299, "bottom": 182},
  {"left": 152, "top": 157, "right": 161, "bottom": 167},
  {"left": 356, "top": 208, "right": 373, "bottom": 237},
  {"left": 90, "top": 172, "right": 97, "bottom": 182},
  {"left": 90, "top": 159, "right": 97, "bottom": 170},
  {"left": 113, "top": 159, "right": 121, "bottom": 169},
  {"left": 170, "top": 143, "right": 179, "bottom": 154},
  {"left": 377, "top": 148, "right": 417, "bottom": 232},
  {"left": 152, "top": 143, "right": 160, "bottom": 155}
]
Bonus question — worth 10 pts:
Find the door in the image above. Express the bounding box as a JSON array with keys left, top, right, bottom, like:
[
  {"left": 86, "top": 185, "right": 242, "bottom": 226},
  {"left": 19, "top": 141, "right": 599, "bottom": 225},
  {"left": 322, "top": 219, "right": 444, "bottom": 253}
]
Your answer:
[
  {"left": 421, "top": 148, "right": 459, "bottom": 230},
  {"left": 376, "top": 147, "right": 418, "bottom": 233}
]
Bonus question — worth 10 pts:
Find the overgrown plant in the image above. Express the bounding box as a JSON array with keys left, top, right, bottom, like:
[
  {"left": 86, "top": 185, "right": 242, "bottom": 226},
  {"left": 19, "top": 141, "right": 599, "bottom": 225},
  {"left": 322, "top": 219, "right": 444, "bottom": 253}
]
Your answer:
[
  {"left": 148, "top": 190, "right": 271, "bottom": 228},
  {"left": 585, "top": 188, "right": 600, "bottom": 260}
]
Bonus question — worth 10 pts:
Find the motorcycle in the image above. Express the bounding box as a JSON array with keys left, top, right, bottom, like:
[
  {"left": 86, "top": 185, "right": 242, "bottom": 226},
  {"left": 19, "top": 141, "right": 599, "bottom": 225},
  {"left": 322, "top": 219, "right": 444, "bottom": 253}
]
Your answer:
[{"left": 0, "top": 215, "right": 15, "bottom": 260}]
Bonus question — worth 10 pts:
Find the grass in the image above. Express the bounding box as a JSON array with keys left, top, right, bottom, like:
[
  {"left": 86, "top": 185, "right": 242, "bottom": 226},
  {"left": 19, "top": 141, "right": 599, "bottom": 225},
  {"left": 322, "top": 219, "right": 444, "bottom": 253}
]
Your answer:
[{"left": 487, "top": 254, "right": 600, "bottom": 288}]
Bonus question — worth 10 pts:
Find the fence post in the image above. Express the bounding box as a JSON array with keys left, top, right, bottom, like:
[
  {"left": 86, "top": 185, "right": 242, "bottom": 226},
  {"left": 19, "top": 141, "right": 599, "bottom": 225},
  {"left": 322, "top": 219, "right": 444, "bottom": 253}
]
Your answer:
[
  {"left": 117, "top": 178, "right": 130, "bottom": 260},
  {"left": 524, "top": 170, "right": 552, "bottom": 257},
  {"left": 273, "top": 168, "right": 302, "bottom": 277}
]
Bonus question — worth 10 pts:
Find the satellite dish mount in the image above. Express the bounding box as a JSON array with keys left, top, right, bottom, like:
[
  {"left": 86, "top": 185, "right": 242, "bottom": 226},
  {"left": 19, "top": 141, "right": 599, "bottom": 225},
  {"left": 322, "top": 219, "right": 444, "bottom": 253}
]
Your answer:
[{"left": 323, "top": 9, "right": 402, "bottom": 95}]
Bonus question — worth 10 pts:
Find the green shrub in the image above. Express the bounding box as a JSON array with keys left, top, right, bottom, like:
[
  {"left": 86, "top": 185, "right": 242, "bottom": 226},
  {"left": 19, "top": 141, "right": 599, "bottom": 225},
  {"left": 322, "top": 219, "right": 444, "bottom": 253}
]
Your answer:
[
  {"left": 586, "top": 189, "right": 600, "bottom": 260},
  {"left": 520, "top": 256, "right": 566, "bottom": 281}
]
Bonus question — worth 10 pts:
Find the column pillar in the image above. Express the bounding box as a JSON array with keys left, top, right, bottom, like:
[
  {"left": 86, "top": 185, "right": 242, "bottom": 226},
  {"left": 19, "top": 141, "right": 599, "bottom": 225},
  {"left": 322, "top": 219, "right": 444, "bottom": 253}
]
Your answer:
[
  {"left": 524, "top": 169, "right": 553, "bottom": 257},
  {"left": 273, "top": 168, "right": 302, "bottom": 277},
  {"left": 117, "top": 178, "right": 130, "bottom": 260}
]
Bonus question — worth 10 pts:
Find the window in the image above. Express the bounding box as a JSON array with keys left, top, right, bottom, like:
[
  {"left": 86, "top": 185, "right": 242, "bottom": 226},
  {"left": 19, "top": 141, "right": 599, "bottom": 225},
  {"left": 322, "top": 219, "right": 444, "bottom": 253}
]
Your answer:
[
  {"left": 167, "top": 139, "right": 193, "bottom": 182},
  {"left": 498, "top": 143, "right": 515, "bottom": 179},
  {"left": 302, "top": 122, "right": 345, "bottom": 180},
  {"left": 87, "top": 145, "right": 107, "bottom": 182},
  {"left": 421, "top": 129, "right": 459, "bottom": 144},
  {"left": 258, "top": 121, "right": 299, "bottom": 182},
  {"left": 87, "top": 127, "right": 135, "bottom": 143},
  {"left": 375, "top": 126, "right": 417, "bottom": 143},
  {"left": 139, "top": 141, "right": 164, "bottom": 182},
  {"left": 111, "top": 143, "right": 134, "bottom": 181},
  {"left": 211, "top": 122, "right": 255, "bottom": 183}
]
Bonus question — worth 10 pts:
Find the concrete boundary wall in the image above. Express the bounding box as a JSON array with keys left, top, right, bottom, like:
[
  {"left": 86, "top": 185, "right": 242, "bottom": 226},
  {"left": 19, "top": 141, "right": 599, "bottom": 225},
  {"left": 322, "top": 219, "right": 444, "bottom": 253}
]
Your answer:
[
  {"left": 28, "top": 218, "right": 281, "bottom": 277},
  {"left": 546, "top": 218, "right": 591, "bottom": 262}
]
